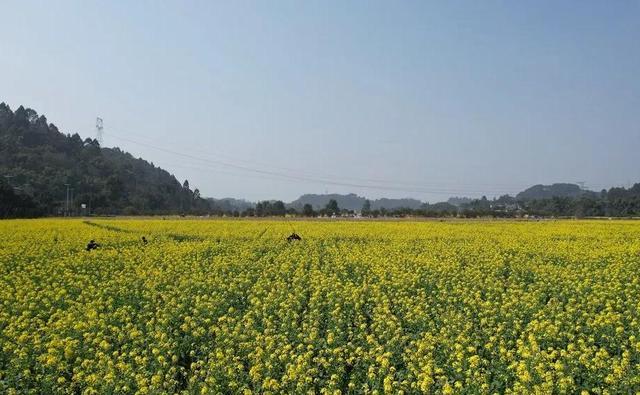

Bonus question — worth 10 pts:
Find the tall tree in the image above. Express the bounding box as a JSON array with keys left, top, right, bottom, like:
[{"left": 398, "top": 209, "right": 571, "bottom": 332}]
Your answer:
[
  {"left": 302, "top": 203, "right": 315, "bottom": 217},
  {"left": 361, "top": 199, "right": 371, "bottom": 216},
  {"left": 326, "top": 199, "right": 339, "bottom": 216},
  {"left": 272, "top": 201, "right": 286, "bottom": 216}
]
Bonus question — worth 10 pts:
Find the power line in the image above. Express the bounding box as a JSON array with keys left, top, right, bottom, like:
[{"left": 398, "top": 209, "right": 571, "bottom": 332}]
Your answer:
[
  {"left": 102, "top": 128, "right": 625, "bottom": 197},
  {"left": 108, "top": 134, "right": 507, "bottom": 195},
  {"left": 102, "top": 130, "right": 527, "bottom": 197},
  {"left": 89, "top": 130, "right": 639, "bottom": 199},
  {"left": 107, "top": 126, "right": 534, "bottom": 191}
]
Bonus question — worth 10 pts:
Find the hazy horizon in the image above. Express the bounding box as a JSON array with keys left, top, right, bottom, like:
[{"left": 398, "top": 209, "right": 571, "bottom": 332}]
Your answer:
[{"left": 2, "top": 1, "right": 639, "bottom": 202}]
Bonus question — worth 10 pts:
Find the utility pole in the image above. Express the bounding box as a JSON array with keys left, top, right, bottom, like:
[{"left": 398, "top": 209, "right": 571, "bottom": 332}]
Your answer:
[
  {"left": 64, "top": 183, "right": 70, "bottom": 216},
  {"left": 70, "top": 188, "right": 74, "bottom": 216}
]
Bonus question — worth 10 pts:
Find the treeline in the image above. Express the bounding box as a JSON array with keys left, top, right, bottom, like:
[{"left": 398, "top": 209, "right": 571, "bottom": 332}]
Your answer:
[
  {"left": 205, "top": 199, "right": 460, "bottom": 218},
  {"left": 519, "top": 186, "right": 640, "bottom": 217},
  {"left": 206, "top": 200, "right": 342, "bottom": 218},
  {"left": 217, "top": 189, "right": 640, "bottom": 219},
  {"left": 454, "top": 187, "right": 640, "bottom": 218}
]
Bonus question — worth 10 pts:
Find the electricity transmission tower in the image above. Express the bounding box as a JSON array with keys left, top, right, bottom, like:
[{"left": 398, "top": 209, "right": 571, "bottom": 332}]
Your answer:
[{"left": 96, "top": 117, "right": 104, "bottom": 145}]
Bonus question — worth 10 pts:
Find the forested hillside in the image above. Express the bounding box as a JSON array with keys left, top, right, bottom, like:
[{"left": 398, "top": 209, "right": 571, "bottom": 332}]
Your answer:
[{"left": 0, "top": 103, "right": 208, "bottom": 217}]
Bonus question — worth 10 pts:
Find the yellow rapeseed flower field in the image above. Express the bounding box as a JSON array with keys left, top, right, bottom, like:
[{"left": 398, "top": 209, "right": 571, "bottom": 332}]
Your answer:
[{"left": 1, "top": 218, "right": 640, "bottom": 394}]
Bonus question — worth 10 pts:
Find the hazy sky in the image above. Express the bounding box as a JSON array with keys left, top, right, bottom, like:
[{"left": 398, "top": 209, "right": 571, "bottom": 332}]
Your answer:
[{"left": 1, "top": 1, "right": 639, "bottom": 202}]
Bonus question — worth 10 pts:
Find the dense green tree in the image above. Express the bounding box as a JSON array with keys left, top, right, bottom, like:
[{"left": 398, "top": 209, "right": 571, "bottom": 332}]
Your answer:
[
  {"left": 0, "top": 177, "right": 39, "bottom": 217},
  {"left": 254, "top": 200, "right": 286, "bottom": 217},
  {"left": 361, "top": 199, "right": 371, "bottom": 216},
  {"left": 272, "top": 201, "right": 286, "bottom": 216},
  {"left": 325, "top": 199, "right": 339, "bottom": 216},
  {"left": 302, "top": 203, "right": 315, "bottom": 217}
]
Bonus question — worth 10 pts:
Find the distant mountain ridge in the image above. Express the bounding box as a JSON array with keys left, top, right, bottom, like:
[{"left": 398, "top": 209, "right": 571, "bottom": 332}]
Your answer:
[
  {"left": 288, "top": 193, "right": 423, "bottom": 211},
  {"left": 288, "top": 183, "right": 600, "bottom": 211},
  {"left": 204, "top": 183, "right": 609, "bottom": 213},
  {"left": 515, "top": 183, "right": 596, "bottom": 201}
]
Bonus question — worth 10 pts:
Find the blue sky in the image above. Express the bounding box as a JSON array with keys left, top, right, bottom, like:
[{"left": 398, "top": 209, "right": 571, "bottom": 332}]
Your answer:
[{"left": 1, "top": 1, "right": 639, "bottom": 202}]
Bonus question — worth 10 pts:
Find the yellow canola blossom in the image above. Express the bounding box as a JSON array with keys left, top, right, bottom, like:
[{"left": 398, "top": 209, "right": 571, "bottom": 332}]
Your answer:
[{"left": 1, "top": 218, "right": 640, "bottom": 393}]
